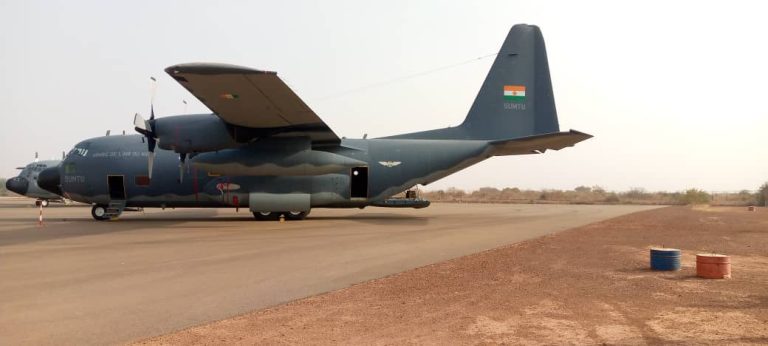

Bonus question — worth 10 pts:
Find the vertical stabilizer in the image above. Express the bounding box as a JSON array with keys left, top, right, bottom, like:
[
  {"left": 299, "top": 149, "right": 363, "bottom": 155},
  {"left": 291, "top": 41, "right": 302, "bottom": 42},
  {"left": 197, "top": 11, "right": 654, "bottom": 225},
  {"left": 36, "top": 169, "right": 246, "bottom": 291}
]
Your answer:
[
  {"left": 386, "top": 24, "right": 560, "bottom": 140},
  {"left": 460, "top": 24, "right": 559, "bottom": 139}
]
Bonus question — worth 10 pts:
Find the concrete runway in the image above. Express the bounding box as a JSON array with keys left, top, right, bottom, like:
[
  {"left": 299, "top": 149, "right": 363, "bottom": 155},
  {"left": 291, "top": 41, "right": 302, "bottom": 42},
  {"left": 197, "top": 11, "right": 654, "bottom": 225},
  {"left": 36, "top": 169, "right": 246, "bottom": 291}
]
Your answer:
[{"left": 0, "top": 198, "right": 657, "bottom": 344}]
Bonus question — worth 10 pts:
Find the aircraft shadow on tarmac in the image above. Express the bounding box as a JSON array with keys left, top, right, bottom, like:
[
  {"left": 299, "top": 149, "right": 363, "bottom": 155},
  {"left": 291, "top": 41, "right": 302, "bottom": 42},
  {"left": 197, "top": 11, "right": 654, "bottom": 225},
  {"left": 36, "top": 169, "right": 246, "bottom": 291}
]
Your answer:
[
  {"left": 310, "top": 213, "right": 429, "bottom": 226},
  {"left": 0, "top": 211, "right": 429, "bottom": 247}
]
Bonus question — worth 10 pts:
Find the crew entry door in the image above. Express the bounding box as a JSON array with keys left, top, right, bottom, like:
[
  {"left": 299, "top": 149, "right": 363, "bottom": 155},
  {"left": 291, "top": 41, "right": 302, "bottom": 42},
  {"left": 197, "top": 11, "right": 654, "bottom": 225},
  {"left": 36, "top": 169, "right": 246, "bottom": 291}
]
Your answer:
[
  {"left": 350, "top": 167, "right": 368, "bottom": 199},
  {"left": 108, "top": 175, "right": 126, "bottom": 200}
]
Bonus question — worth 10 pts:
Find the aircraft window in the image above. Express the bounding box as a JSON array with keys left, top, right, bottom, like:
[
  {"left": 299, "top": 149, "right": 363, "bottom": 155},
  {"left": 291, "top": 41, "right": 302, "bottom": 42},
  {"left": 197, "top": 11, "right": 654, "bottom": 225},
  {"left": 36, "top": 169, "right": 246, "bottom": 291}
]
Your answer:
[
  {"left": 68, "top": 142, "right": 91, "bottom": 157},
  {"left": 64, "top": 163, "right": 76, "bottom": 174},
  {"left": 68, "top": 147, "right": 89, "bottom": 157}
]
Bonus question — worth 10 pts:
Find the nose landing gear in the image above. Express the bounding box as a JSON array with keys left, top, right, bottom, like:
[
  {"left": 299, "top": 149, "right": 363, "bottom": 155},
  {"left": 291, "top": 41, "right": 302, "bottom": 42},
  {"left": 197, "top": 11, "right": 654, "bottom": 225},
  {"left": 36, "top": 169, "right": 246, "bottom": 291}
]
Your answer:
[{"left": 91, "top": 204, "right": 124, "bottom": 221}]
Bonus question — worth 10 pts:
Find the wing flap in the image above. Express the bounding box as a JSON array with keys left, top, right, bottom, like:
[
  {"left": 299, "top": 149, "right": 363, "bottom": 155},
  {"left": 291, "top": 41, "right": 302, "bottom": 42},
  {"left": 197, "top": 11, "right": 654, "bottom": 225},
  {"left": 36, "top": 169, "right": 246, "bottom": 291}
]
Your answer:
[
  {"left": 165, "top": 63, "right": 339, "bottom": 144},
  {"left": 489, "top": 130, "right": 592, "bottom": 156}
]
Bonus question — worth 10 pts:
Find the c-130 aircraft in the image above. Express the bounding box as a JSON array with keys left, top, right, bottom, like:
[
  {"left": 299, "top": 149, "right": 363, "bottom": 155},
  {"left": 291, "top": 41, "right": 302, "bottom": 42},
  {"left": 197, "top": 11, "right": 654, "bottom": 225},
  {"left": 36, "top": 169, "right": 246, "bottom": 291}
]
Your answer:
[{"left": 38, "top": 24, "right": 591, "bottom": 221}]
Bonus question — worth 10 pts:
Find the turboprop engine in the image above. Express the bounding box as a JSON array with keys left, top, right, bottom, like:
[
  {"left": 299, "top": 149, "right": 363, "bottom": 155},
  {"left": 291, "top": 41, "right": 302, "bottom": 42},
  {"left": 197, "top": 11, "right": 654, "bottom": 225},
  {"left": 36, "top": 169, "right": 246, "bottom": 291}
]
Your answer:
[{"left": 136, "top": 113, "right": 239, "bottom": 154}]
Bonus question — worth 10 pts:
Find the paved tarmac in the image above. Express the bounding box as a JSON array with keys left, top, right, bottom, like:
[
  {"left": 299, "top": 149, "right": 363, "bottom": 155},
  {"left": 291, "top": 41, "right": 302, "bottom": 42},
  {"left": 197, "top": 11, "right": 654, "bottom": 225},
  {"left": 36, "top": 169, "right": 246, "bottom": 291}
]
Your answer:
[{"left": 0, "top": 197, "right": 657, "bottom": 344}]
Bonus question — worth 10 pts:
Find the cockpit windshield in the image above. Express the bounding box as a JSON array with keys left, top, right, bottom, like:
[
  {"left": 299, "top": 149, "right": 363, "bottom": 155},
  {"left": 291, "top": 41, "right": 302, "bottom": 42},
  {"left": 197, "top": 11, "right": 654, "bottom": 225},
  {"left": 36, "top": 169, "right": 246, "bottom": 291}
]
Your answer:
[{"left": 67, "top": 142, "right": 91, "bottom": 158}]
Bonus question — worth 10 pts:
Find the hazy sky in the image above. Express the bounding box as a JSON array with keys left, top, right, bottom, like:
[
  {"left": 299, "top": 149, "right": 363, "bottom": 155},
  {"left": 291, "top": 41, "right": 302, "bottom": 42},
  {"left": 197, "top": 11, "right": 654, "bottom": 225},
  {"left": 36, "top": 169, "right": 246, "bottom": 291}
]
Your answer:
[{"left": 1, "top": 0, "right": 766, "bottom": 192}]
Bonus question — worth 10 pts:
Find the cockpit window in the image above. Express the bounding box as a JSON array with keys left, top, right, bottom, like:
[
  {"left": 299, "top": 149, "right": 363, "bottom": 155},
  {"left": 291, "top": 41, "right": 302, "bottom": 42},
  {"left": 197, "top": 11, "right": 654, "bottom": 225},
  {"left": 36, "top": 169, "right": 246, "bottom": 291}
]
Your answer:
[{"left": 68, "top": 143, "right": 90, "bottom": 157}]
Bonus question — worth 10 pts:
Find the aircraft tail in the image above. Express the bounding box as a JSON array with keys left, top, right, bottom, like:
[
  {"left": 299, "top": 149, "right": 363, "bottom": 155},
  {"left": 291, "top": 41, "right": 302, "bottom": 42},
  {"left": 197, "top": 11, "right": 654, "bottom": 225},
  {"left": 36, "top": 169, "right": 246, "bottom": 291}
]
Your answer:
[{"left": 387, "top": 24, "right": 563, "bottom": 141}]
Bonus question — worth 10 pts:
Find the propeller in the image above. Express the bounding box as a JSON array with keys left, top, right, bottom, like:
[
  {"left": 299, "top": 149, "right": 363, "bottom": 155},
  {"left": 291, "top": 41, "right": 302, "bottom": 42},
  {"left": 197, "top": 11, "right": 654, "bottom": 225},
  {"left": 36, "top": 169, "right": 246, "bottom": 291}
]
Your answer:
[
  {"left": 132, "top": 76, "right": 186, "bottom": 183},
  {"left": 34, "top": 152, "right": 38, "bottom": 163},
  {"left": 134, "top": 107, "right": 157, "bottom": 179}
]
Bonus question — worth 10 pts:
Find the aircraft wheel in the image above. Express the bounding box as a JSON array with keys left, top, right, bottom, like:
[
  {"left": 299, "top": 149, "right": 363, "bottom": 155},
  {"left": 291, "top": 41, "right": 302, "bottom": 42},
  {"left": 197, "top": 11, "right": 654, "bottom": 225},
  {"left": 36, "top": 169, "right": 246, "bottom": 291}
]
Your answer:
[
  {"left": 285, "top": 210, "right": 310, "bottom": 221},
  {"left": 253, "top": 211, "right": 280, "bottom": 221},
  {"left": 91, "top": 205, "right": 110, "bottom": 221},
  {"left": 41, "top": 200, "right": 49, "bottom": 207}
]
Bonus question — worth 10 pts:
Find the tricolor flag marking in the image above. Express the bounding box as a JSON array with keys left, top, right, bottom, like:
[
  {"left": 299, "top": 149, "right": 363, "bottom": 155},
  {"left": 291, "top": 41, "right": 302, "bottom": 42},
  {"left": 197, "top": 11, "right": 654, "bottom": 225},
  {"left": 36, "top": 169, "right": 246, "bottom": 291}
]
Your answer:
[{"left": 503, "top": 85, "right": 526, "bottom": 102}]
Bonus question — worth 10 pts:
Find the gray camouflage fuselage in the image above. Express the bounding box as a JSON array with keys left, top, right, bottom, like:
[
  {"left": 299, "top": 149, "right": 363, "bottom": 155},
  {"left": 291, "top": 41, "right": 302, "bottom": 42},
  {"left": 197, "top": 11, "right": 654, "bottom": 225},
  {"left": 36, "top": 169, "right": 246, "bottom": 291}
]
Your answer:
[
  {"left": 60, "top": 133, "right": 489, "bottom": 209},
  {"left": 6, "top": 160, "right": 61, "bottom": 200}
]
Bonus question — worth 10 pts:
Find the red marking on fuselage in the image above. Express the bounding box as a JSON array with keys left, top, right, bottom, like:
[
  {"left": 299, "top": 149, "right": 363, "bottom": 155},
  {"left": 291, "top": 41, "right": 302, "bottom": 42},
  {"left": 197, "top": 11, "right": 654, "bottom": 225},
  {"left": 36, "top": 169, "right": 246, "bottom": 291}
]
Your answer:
[{"left": 193, "top": 167, "right": 199, "bottom": 201}]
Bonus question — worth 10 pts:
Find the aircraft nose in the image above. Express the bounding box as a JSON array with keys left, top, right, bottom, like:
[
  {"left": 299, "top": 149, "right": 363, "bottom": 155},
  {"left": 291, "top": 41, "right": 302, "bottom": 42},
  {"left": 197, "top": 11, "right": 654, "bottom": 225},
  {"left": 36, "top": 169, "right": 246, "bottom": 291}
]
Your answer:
[
  {"left": 6, "top": 176, "right": 29, "bottom": 195},
  {"left": 38, "top": 167, "right": 62, "bottom": 196}
]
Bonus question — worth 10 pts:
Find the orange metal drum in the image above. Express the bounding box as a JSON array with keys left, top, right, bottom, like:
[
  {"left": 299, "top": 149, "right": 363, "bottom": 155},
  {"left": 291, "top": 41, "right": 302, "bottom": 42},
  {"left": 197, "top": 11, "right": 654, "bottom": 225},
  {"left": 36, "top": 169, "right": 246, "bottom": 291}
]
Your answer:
[{"left": 696, "top": 254, "right": 731, "bottom": 279}]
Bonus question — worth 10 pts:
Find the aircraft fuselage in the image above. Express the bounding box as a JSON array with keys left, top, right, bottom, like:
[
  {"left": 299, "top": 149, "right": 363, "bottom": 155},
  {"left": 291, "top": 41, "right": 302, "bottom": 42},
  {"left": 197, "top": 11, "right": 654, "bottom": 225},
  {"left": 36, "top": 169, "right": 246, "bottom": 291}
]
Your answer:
[{"left": 59, "top": 134, "right": 489, "bottom": 210}]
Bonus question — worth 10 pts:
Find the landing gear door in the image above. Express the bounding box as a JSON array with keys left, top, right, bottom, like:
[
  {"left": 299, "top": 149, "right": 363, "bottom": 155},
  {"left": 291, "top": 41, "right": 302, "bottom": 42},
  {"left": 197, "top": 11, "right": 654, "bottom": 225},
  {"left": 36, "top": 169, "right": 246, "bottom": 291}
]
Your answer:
[{"left": 350, "top": 166, "right": 368, "bottom": 199}]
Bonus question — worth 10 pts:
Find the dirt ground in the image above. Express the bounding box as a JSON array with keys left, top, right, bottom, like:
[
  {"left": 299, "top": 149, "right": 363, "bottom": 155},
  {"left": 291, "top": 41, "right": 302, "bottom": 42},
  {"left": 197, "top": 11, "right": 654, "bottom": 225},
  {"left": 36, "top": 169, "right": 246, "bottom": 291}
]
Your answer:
[{"left": 140, "top": 206, "right": 768, "bottom": 345}]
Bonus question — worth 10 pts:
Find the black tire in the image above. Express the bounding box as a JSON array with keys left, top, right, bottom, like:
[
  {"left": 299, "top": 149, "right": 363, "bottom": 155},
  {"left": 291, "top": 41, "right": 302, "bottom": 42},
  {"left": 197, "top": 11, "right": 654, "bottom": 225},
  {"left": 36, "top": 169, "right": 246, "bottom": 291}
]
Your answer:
[
  {"left": 252, "top": 211, "right": 280, "bottom": 221},
  {"left": 285, "top": 210, "right": 310, "bottom": 221},
  {"left": 91, "top": 205, "right": 110, "bottom": 221}
]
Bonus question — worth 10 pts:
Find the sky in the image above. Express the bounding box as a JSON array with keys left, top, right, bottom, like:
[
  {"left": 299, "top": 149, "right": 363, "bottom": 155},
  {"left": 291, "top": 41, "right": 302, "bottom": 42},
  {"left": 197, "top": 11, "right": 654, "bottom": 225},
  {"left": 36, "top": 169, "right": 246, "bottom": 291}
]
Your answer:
[{"left": 1, "top": 0, "right": 766, "bottom": 192}]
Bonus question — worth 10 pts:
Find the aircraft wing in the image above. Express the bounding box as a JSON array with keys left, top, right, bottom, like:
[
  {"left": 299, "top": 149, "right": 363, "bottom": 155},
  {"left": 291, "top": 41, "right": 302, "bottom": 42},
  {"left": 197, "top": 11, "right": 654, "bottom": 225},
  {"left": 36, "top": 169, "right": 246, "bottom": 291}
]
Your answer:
[
  {"left": 165, "top": 63, "right": 339, "bottom": 146},
  {"left": 488, "top": 130, "right": 592, "bottom": 156}
]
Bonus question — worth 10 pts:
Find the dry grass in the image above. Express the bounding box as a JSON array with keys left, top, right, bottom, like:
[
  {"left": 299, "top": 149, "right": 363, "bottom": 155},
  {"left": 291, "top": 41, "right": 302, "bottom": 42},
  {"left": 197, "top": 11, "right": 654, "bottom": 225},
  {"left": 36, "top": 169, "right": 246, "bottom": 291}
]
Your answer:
[{"left": 420, "top": 186, "right": 759, "bottom": 206}]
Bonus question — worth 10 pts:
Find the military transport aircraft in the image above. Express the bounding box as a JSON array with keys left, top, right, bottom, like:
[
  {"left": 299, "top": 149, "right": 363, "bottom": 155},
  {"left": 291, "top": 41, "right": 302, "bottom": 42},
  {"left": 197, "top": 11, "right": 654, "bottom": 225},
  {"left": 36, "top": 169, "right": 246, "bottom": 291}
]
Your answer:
[
  {"left": 6, "top": 153, "right": 64, "bottom": 206},
  {"left": 37, "top": 24, "right": 592, "bottom": 221}
]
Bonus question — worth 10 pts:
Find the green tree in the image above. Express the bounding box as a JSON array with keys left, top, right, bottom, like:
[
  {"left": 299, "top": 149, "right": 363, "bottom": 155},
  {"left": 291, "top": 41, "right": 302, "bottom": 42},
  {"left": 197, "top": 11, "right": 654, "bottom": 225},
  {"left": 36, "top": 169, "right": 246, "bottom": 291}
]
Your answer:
[
  {"left": 758, "top": 182, "right": 768, "bottom": 206},
  {"left": 677, "top": 189, "right": 711, "bottom": 205}
]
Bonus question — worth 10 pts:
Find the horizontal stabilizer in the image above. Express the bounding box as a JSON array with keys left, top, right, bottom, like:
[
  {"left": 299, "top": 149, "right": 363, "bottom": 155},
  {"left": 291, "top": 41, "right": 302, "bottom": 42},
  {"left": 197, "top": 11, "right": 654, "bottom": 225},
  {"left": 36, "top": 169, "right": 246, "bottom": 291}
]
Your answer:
[{"left": 489, "top": 130, "right": 592, "bottom": 156}]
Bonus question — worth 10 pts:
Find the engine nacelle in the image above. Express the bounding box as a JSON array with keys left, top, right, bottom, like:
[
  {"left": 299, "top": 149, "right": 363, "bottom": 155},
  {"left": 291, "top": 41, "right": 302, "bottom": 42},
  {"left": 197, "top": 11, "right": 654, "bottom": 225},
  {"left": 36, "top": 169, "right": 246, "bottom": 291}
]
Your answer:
[{"left": 153, "top": 114, "right": 238, "bottom": 153}]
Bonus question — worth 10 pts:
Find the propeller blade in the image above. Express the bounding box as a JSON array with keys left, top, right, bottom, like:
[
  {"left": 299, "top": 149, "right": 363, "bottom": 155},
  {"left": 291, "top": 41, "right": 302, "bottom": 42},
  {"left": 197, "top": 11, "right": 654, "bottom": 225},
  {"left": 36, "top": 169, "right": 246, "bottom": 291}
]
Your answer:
[
  {"left": 34, "top": 152, "right": 38, "bottom": 162},
  {"left": 61, "top": 151, "right": 65, "bottom": 160},
  {"left": 148, "top": 151, "right": 155, "bottom": 180},
  {"left": 178, "top": 153, "right": 187, "bottom": 183},
  {"left": 147, "top": 137, "right": 157, "bottom": 179},
  {"left": 133, "top": 113, "right": 147, "bottom": 131},
  {"left": 106, "top": 130, "right": 111, "bottom": 136}
]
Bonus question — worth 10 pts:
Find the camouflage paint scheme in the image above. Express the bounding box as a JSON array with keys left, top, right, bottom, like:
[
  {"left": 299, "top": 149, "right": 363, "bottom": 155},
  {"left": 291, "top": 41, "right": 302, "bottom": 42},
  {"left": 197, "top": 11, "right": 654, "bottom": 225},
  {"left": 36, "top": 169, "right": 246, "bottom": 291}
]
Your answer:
[
  {"left": 37, "top": 24, "right": 592, "bottom": 219},
  {"left": 6, "top": 160, "right": 62, "bottom": 201}
]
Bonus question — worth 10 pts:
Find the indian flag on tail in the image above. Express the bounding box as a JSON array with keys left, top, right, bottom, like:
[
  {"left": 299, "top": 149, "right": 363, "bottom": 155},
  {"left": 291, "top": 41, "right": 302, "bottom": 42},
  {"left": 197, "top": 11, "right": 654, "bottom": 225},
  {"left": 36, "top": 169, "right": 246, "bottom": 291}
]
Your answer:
[{"left": 503, "top": 85, "right": 526, "bottom": 102}]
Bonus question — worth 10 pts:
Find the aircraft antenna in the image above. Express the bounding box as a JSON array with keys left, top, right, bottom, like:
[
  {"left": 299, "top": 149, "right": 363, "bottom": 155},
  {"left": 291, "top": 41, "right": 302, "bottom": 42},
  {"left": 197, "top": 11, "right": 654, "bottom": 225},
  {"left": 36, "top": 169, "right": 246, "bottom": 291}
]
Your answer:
[{"left": 313, "top": 53, "right": 498, "bottom": 102}]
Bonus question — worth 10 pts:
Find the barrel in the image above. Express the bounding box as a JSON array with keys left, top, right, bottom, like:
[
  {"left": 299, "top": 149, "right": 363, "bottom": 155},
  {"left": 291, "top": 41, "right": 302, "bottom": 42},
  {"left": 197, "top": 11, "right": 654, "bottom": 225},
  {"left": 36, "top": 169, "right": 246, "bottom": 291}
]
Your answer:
[
  {"left": 696, "top": 254, "right": 731, "bottom": 279},
  {"left": 650, "top": 248, "right": 681, "bottom": 271}
]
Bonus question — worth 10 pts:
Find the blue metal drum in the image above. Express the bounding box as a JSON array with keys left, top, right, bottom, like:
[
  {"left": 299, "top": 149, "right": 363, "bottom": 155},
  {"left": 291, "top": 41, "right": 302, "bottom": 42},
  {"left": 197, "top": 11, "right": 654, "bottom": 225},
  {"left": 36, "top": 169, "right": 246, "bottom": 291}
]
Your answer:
[{"left": 650, "top": 248, "right": 681, "bottom": 271}]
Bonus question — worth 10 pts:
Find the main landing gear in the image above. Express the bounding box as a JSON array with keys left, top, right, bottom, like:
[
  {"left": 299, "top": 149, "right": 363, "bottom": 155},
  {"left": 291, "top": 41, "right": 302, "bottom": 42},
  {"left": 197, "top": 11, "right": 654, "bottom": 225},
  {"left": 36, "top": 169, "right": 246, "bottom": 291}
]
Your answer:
[
  {"left": 91, "top": 204, "right": 124, "bottom": 221},
  {"left": 34, "top": 199, "right": 49, "bottom": 207},
  {"left": 252, "top": 210, "right": 310, "bottom": 221}
]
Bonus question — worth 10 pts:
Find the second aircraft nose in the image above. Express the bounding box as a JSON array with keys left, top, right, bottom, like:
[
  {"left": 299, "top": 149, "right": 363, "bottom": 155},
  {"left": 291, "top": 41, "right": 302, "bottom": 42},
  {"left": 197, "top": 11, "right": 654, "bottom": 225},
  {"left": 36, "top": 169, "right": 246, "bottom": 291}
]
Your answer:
[
  {"left": 38, "top": 167, "right": 62, "bottom": 196},
  {"left": 6, "top": 177, "right": 29, "bottom": 195}
]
